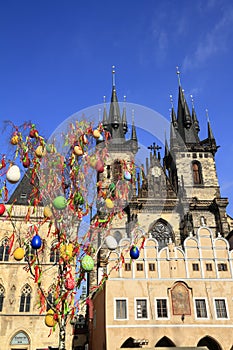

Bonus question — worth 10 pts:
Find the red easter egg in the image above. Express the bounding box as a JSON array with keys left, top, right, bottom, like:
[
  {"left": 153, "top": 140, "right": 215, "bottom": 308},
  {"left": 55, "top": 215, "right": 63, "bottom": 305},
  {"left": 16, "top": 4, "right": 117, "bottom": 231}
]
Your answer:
[
  {"left": 95, "top": 160, "right": 104, "bottom": 173},
  {"left": 0, "top": 204, "right": 5, "bottom": 216},
  {"left": 65, "top": 276, "right": 75, "bottom": 290}
]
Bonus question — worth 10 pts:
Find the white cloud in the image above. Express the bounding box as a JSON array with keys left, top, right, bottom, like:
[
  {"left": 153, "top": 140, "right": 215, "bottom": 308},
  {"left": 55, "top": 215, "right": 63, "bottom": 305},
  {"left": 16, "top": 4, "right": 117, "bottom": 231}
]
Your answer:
[{"left": 182, "top": 6, "right": 233, "bottom": 71}]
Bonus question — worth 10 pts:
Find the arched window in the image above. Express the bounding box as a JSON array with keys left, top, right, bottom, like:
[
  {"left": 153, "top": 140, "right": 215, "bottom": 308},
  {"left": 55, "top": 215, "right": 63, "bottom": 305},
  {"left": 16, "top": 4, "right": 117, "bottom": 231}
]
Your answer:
[
  {"left": 19, "top": 284, "right": 31, "bottom": 312},
  {"left": 197, "top": 336, "right": 222, "bottom": 350},
  {"left": 0, "top": 238, "right": 9, "bottom": 261},
  {"left": 0, "top": 285, "right": 5, "bottom": 312},
  {"left": 149, "top": 219, "right": 174, "bottom": 250},
  {"left": 113, "top": 160, "right": 122, "bottom": 183},
  {"left": 155, "top": 336, "right": 175, "bottom": 347},
  {"left": 192, "top": 161, "right": 203, "bottom": 185},
  {"left": 50, "top": 241, "right": 60, "bottom": 263}
]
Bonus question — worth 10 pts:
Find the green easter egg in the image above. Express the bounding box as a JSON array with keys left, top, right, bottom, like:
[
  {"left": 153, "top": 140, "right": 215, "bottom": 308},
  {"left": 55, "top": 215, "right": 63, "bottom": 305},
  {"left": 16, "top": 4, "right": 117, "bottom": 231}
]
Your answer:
[
  {"left": 81, "top": 255, "right": 94, "bottom": 272},
  {"left": 52, "top": 196, "right": 67, "bottom": 210}
]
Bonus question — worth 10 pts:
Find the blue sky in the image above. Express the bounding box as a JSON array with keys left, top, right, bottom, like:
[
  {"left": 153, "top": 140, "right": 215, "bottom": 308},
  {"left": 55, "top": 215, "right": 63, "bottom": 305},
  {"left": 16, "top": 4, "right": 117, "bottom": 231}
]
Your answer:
[{"left": 1, "top": 0, "right": 233, "bottom": 215}]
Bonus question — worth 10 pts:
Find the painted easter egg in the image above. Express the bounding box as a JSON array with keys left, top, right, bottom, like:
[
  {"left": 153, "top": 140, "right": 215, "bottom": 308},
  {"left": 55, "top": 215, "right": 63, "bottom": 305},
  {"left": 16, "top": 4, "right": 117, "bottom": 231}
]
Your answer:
[
  {"left": 11, "top": 134, "right": 19, "bottom": 145},
  {"left": 130, "top": 246, "right": 140, "bottom": 259},
  {"left": 105, "top": 236, "right": 118, "bottom": 250},
  {"left": 60, "top": 243, "right": 73, "bottom": 259},
  {"left": 0, "top": 204, "right": 5, "bottom": 216},
  {"left": 43, "top": 206, "right": 53, "bottom": 218},
  {"left": 31, "top": 235, "right": 42, "bottom": 250},
  {"left": 124, "top": 171, "right": 131, "bottom": 181},
  {"left": 65, "top": 276, "right": 75, "bottom": 290},
  {"left": 6, "top": 165, "right": 21, "bottom": 184},
  {"left": 13, "top": 247, "right": 25, "bottom": 261},
  {"left": 35, "top": 145, "right": 46, "bottom": 157},
  {"left": 45, "top": 309, "right": 57, "bottom": 327},
  {"left": 98, "top": 134, "right": 104, "bottom": 142},
  {"left": 52, "top": 196, "right": 67, "bottom": 210},
  {"left": 81, "top": 255, "right": 94, "bottom": 272},
  {"left": 95, "top": 160, "right": 104, "bottom": 173},
  {"left": 93, "top": 129, "right": 101, "bottom": 139},
  {"left": 73, "top": 145, "right": 84, "bottom": 156},
  {"left": 105, "top": 198, "right": 114, "bottom": 209}
]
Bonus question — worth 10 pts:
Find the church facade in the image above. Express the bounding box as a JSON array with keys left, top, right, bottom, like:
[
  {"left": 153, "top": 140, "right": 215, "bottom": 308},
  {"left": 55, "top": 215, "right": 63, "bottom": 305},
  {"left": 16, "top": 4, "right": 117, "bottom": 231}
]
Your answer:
[{"left": 89, "top": 72, "right": 233, "bottom": 350}]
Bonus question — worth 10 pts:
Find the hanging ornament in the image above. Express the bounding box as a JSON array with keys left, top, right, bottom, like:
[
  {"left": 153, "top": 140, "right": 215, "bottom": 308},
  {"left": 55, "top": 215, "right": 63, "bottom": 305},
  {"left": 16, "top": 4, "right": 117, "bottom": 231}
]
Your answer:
[
  {"left": 81, "top": 255, "right": 94, "bottom": 272},
  {"left": 13, "top": 247, "right": 25, "bottom": 261},
  {"left": 98, "top": 134, "right": 104, "bottom": 142},
  {"left": 60, "top": 243, "right": 73, "bottom": 259},
  {"left": 130, "top": 246, "right": 140, "bottom": 259},
  {"left": 31, "top": 234, "right": 42, "bottom": 250},
  {"left": 43, "top": 206, "right": 53, "bottom": 218},
  {"left": 93, "top": 129, "right": 101, "bottom": 139},
  {"left": 73, "top": 145, "right": 84, "bottom": 156},
  {"left": 45, "top": 309, "right": 57, "bottom": 328},
  {"left": 10, "top": 133, "right": 19, "bottom": 145},
  {"left": 0, "top": 204, "right": 5, "bottom": 216},
  {"left": 105, "top": 236, "right": 118, "bottom": 250},
  {"left": 105, "top": 198, "right": 114, "bottom": 209},
  {"left": 65, "top": 276, "right": 75, "bottom": 290},
  {"left": 52, "top": 196, "right": 67, "bottom": 210},
  {"left": 124, "top": 171, "right": 131, "bottom": 181},
  {"left": 95, "top": 159, "right": 104, "bottom": 173},
  {"left": 35, "top": 145, "right": 46, "bottom": 158},
  {"left": 6, "top": 165, "right": 21, "bottom": 184},
  {"left": 29, "top": 127, "right": 38, "bottom": 138},
  {"left": 22, "top": 154, "right": 30, "bottom": 168}
]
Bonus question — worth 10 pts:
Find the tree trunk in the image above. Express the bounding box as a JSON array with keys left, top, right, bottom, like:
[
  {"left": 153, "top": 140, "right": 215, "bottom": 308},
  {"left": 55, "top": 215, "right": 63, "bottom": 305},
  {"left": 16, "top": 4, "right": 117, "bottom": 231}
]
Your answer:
[{"left": 59, "top": 317, "right": 66, "bottom": 350}]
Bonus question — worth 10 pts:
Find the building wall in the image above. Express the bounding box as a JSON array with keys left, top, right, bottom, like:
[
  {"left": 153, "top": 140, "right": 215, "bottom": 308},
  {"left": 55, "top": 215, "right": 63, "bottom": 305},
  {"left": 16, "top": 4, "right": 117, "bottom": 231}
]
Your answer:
[
  {"left": 0, "top": 205, "right": 73, "bottom": 350},
  {"left": 92, "top": 226, "right": 233, "bottom": 350}
]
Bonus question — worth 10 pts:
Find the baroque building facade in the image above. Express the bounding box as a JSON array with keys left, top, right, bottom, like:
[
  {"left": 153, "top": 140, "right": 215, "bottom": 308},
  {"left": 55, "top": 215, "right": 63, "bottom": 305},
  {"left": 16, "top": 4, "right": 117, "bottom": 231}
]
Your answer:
[{"left": 88, "top": 72, "right": 233, "bottom": 350}]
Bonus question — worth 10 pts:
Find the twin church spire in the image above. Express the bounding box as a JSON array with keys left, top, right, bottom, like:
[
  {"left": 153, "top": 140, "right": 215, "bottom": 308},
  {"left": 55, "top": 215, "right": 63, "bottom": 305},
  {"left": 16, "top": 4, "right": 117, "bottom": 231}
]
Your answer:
[{"left": 170, "top": 67, "right": 217, "bottom": 153}]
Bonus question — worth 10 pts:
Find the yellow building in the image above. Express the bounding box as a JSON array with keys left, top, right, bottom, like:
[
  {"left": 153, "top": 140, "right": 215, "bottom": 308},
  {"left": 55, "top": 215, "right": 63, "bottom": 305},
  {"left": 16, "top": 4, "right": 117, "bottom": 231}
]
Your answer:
[{"left": 0, "top": 202, "right": 74, "bottom": 349}]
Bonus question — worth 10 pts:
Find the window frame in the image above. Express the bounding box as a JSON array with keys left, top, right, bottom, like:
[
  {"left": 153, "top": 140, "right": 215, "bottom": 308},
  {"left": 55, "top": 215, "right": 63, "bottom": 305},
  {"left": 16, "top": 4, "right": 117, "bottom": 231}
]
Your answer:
[
  {"left": 0, "top": 238, "right": 10, "bottom": 262},
  {"left": 194, "top": 298, "right": 209, "bottom": 319},
  {"left": 0, "top": 285, "right": 5, "bottom": 312},
  {"left": 213, "top": 298, "right": 229, "bottom": 319},
  {"left": 149, "top": 263, "right": 155, "bottom": 271},
  {"left": 217, "top": 263, "right": 228, "bottom": 271},
  {"left": 19, "top": 285, "right": 31, "bottom": 313},
  {"left": 114, "top": 298, "right": 128, "bottom": 321},
  {"left": 135, "top": 298, "right": 149, "bottom": 320},
  {"left": 155, "top": 297, "right": 169, "bottom": 319},
  {"left": 206, "top": 263, "right": 212, "bottom": 271},
  {"left": 192, "top": 263, "right": 199, "bottom": 271}
]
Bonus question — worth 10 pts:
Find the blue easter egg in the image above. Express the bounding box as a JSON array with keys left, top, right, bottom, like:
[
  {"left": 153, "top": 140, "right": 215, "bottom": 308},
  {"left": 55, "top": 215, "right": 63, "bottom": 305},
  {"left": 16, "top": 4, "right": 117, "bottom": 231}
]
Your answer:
[
  {"left": 124, "top": 171, "right": 131, "bottom": 181},
  {"left": 130, "top": 246, "right": 140, "bottom": 259},
  {"left": 98, "top": 134, "right": 104, "bottom": 142},
  {"left": 31, "top": 235, "right": 42, "bottom": 249}
]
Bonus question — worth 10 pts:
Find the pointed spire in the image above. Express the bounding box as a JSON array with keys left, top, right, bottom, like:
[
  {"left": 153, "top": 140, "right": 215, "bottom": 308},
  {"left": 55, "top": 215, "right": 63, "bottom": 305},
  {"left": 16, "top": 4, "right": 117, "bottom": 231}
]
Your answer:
[
  {"left": 109, "top": 65, "right": 121, "bottom": 132},
  {"left": 206, "top": 109, "right": 216, "bottom": 142},
  {"left": 190, "top": 95, "right": 200, "bottom": 133},
  {"left": 170, "top": 95, "right": 178, "bottom": 129},
  {"left": 102, "top": 95, "right": 108, "bottom": 130},
  {"left": 176, "top": 66, "right": 181, "bottom": 86},
  {"left": 122, "top": 95, "right": 128, "bottom": 134},
  {"left": 131, "top": 109, "right": 138, "bottom": 154}
]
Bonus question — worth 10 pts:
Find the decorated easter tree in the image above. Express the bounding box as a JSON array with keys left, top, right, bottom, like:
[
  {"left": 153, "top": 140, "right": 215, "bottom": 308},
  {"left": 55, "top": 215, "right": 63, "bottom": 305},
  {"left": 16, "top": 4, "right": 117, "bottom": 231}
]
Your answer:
[{"left": 0, "top": 120, "right": 135, "bottom": 350}]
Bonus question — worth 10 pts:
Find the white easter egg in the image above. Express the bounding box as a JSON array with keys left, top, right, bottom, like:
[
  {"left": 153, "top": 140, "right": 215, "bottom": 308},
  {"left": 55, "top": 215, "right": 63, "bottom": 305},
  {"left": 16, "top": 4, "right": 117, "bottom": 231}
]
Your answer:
[{"left": 6, "top": 165, "right": 21, "bottom": 184}]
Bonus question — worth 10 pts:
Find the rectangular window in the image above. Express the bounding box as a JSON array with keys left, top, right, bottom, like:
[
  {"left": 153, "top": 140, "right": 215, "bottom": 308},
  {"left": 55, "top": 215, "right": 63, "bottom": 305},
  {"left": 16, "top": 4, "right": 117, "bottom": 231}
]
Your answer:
[
  {"left": 149, "top": 263, "right": 155, "bottom": 271},
  {"left": 206, "top": 263, "right": 212, "bottom": 271},
  {"left": 137, "top": 263, "right": 143, "bottom": 271},
  {"left": 218, "top": 263, "right": 227, "bottom": 271},
  {"left": 136, "top": 299, "right": 148, "bottom": 319},
  {"left": 215, "top": 299, "right": 228, "bottom": 318},
  {"left": 115, "top": 299, "right": 127, "bottom": 320},
  {"left": 125, "top": 263, "right": 131, "bottom": 271},
  {"left": 156, "top": 299, "right": 168, "bottom": 318},
  {"left": 195, "top": 299, "right": 207, "bottom": 318},
  {"left": 192, "top": 263, "right": 199, "bottom": 271}
]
